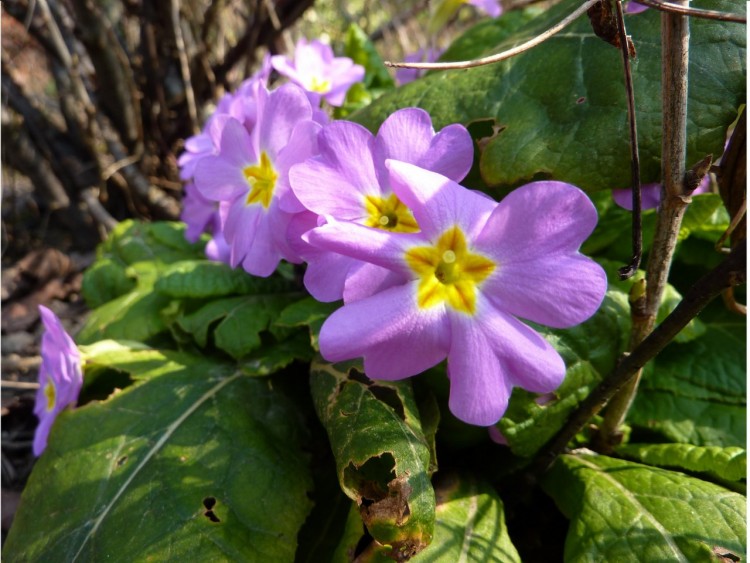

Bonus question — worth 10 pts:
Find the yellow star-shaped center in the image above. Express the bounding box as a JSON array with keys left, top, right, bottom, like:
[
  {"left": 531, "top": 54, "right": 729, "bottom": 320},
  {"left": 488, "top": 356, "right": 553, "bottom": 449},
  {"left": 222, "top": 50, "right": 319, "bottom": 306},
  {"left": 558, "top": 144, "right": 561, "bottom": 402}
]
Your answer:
[
  {"left": 404, "top": 226, "right": 496, "bottom": 315},
  {"left": 244, "top": 151, "right": 278, "bottom": 209},
  {"left": 363, "top": 193, "right": 419, "bottom": 233}
]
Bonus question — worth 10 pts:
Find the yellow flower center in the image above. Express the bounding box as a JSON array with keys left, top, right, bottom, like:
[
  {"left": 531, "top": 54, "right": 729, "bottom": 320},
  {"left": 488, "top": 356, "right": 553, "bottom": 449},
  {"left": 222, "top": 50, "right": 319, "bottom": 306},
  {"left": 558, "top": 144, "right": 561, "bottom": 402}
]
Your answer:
[
  {"left": 244, "top": 152, "right": 278, "bottom": 208},
  {"left": 405, "top": 226, "right": 496, "bottom": 315},
  {"left": 363, "top": 193, "right": 419, "bottom": 233},
  {"left": 44, "top": 379, "right": 57, "bottom": 412},
  {"left": 309, "top": 76, "right": 331, "bottom": 93}
]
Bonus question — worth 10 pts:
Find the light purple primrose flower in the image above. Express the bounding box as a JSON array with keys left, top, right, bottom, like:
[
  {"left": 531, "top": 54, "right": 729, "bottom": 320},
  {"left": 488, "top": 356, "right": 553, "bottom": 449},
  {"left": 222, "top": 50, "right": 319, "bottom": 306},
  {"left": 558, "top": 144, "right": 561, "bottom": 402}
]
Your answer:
[
  {"left": 288, "top": 107, "right": 474, "bottom": 303},
  {"left": 193, "top": 83, "right": 321, "bottom": 277},
  {"left": 305, "top": 161, "right": 607, "bottom": 426},
  {"left": 396, "top": 48, "right": 444, "bottom": 86},
  {"left": 612, "top": 175, "right": 710, "bottom": 211},
  {"left": 181, "top": 181, "right": 219, "bottom": 243},
  {"left": 467, "top": 0, "right": 503, "bottom": 17},
  {"left": 33, "top": 306, "right": 83, "bottom": 456},
  {"left": 271, "top": 39, "right": 365, "bottom": 107}
]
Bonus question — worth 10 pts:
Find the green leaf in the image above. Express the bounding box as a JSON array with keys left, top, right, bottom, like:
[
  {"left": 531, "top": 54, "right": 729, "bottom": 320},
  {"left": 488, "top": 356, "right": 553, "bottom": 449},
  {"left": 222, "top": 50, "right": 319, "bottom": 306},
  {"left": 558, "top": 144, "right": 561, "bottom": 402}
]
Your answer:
[
  {"left": 353, "top": 0, "right": 745, "bottom": 192},
  {"left": 176, "top": 292, "right": 302, "bottom": 359},
  {"left": 497, "top": 291, "right": 631, "bottom": 457},
  {"left": 542, "top": 453, "right": 746, "bottom": 562},
  {"left": 274, "top": 296, "right": 339, "bottom": 350},
  {"left": 616, "top": 443, "right": 746, "bottom": 482},
  {"left": 310, "top": 358, "right": 436, "bottom": 557},
  {"left": 155, "top": 260, "right": 297, "bottom": 299},
  {"left": 343, "top": 23, "right": 394, "bottom": 90},
  {"left": 77, "top": 262, "right": 170, "bottom": 344},
  {"left": 629, "top": 313, "right": 746, "bottom": 447},
  {"left": 3, "top": 348, "right": 313, "bottom": 561},
  {"left": 411, "top": 474, "right": 521, "bottom": 562},
  {"left": 80, "top": 257, "right": 137, "bottom": 309}
]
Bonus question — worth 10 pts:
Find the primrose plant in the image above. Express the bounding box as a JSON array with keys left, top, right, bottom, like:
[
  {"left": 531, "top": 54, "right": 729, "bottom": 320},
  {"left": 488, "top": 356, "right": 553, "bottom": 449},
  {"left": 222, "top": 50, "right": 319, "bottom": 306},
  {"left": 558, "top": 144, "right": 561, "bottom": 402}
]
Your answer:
[{"left": 9, "top": 4, "right": 746, "bottom": 562}]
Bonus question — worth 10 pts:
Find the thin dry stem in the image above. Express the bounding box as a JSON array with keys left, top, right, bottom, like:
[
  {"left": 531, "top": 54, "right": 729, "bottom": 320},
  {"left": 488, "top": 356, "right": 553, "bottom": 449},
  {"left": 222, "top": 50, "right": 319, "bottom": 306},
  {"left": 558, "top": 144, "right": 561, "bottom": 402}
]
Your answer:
[
  {"left": 385, "top": 0, "right": 600, "bottom": 70},
  {"left": 632, "top": 0, "right": 746, "bottom": 23}
]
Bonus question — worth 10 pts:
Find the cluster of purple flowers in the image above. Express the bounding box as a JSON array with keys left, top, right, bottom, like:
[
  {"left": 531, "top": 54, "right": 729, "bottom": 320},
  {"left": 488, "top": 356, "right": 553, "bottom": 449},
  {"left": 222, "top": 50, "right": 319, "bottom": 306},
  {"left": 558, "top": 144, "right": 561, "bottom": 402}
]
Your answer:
[
  {"left": 32, "top": 36, "right": 607, "bottom": 457},
  {"left": 180, "top": 39, "right": 607, "bottom": 426}
]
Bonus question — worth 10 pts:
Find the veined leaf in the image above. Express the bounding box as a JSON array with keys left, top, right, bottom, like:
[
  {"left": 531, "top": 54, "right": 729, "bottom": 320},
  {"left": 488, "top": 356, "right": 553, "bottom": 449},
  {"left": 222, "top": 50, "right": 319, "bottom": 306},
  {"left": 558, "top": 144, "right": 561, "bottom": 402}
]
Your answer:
[
  {"left": 310, "top": 359, "right": 436, "bottom": 558},
  {"left": 274, "top": 296, "right": 339, "bottom": 350},
  {"left": 629, "top": 313, "right": 746, "bottom": 447},
  {"left": 3, "top": 347, "right": 313, "bottom": 562},
  {"left": 354, "top": 0, "right": 745, "bottom": 192},
  {"left": 616, "top": 443, "right": 746, "bottom": 483},
  {"left": 542, "top": 453, "right": 746, "bottom": 562}
]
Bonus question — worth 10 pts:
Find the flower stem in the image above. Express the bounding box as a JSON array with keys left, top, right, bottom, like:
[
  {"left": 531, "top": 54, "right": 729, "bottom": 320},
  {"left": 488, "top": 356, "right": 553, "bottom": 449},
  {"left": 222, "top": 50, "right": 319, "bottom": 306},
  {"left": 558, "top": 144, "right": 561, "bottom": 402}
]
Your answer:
[{"left": 597, "top": 3, "right": 692, "bottom": 449}]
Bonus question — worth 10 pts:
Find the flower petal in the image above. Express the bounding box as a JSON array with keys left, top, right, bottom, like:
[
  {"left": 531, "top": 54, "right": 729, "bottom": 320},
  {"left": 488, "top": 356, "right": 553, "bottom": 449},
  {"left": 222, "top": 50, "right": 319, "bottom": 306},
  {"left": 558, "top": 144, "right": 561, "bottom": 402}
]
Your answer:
[
  {"left": 484, "top": 254, "right": 607, "bottom": 327},
  {"left": 419, "top": 123, "right": 474, "bottom": 182},
  {"left": 474, "top": 300, "right": 566, "bottom": 393},
  {"left": 319, "top": 283, "right": 450, "bottom": 379},
  {"left": 375, "top": 109, "right": 434, "bottom": 171},
  {"left": 304, "top": 221, "right": 418, "bottom": 277},
  {"left": 289, "top": 121, "right": 379, "bottom": 218},
  {"left": 475, "top": 181, "right": 599, "bottom": 262},
  {"left": 385, "top": 160, "right": 496, "bottom": 240},
  {"left": 256, "top": 83, "right": 313, "bottom": 157},
  {"left": 447, "top": 314, "right": 512, "bottom": 426}
]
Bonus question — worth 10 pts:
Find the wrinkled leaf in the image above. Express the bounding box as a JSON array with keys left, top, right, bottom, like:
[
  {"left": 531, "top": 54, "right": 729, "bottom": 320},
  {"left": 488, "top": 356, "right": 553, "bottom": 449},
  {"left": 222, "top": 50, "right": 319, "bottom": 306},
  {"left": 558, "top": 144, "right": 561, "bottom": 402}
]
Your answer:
[
  {"left": 629, "top": 315, "right": 746, "bottom": 447},
  {"left": 3, "top": 347, "right": 313, "bottom": 562},
  {"left": 155, "top": 260, "right": 297, "bottom": 299},
  {"left": 616, "top": 443, "right": 746, "bottom": 482},
  {"left": 497, "top": 291, "right": 631, "bottom": 457},
  {"left": 354, "top": 0, "right": 745, "bottom": 192},
  {"left": 77, "top": 262, "right": 170, "bottom": 344},
  {"left": 542, "top": 453, "right": 746, "bottom": 562},
  {"left": 274, "top": 296, "right": 339, "bottom": 350},
  {"left": 310, "top": 359, "right": 435, "bottom": 558}
]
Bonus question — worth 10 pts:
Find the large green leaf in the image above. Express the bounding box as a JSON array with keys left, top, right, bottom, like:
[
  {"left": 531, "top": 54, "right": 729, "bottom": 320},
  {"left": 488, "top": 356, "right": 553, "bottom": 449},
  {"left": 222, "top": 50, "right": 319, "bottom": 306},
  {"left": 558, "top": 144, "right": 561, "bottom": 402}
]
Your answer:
[
  {"left": 353, "top": 0, "right": 745, "bottom": 192},
  {"left": 628, "top": 313, "right": 746, "bottom": 447},
  {"left": 542, "top": 453, "right": 746, "bottom": 562},
  {"left": 497, "top": 291, "right": 631, "bottom": 457},
  {"left": 310, "top": 358, "right": 436, "bottom": 558},
  {"left": 3, "top": 346, "right": 313, "bottom": 561},
  {"left": 616, "top": 443, "right": 746, "bottom": 483}
]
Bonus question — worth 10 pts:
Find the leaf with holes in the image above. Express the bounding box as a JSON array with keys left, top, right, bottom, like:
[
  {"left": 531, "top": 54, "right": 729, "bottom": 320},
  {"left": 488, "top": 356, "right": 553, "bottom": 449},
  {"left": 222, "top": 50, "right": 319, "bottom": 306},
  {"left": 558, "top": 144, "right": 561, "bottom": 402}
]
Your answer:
[
  {"left": 310, "top": 358, "right": 436, "bottom": 559},
  {"left": 542, "top": 453, "right": 746, "bottom": 562},
  {"left": 3, "top": 346, "right": 313, "bottom": 562},
  {"left": 353, "top": 0, "right": 745, "bottom": 193}
]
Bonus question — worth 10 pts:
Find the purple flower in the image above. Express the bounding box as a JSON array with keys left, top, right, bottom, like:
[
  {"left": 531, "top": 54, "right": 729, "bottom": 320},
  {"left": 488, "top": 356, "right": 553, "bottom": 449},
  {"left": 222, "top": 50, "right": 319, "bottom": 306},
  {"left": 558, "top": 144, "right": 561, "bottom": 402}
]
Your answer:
[
  {"left": 396, "top": 48, "right": 444, "bottom": 86},
  {"left": 33, "top": 306, "right": 83, "bottom": 456},
  {"left": 612, "top": 175, "right": 710, "bottom": 211},
  {"left": 181, "top": 182, "right": 219, "bottom": 243},
  {"left": 467, "top": 0, "right": 503, "bottom": 17},
  {"left": 271, "top": 39, "right": 365, "bottom": 107},
  {"left": 193, "top": 83, "right": 321, "bottom": 277},
  {"left": 305, "top": 161, "right": 607, "bottom": 426},
  {"left": 288, "top": 107, "right": 474, "bottom": 302}
]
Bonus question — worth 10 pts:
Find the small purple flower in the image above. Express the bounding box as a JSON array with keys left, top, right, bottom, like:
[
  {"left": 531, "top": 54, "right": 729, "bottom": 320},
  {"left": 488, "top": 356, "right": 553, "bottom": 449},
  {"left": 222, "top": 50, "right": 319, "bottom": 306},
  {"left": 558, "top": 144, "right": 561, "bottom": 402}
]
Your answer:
[
  {"left": 396, "top": 48, "right": 444, "bottom": 86},
  {"left": 467, "top": 0, "right": 503, "bottom": 17},
  {"left": 271, "top": 39, "right": 365, "bottom": 107},
  {"left": 193, "top": 83, "right": 321, "bottom": 276},
  {"left": 305, "top": 161, "right": 606, "bottom": 426},
  {"left": 181, "top": 182, "right": 219, "bottom": 243},
  {"left": 612, "top": 175, "right": 710, "bottom": 211},
  {"left": 289, "top": 107, "right": 474, "bottom": 302},
  {"left": 33, "top": 306, "right": 83, "bottom": 456}
]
